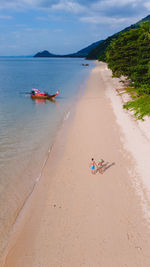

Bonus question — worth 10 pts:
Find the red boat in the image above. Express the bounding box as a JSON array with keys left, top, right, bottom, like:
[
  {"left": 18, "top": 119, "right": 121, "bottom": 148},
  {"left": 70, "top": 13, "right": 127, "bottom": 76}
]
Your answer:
[{"left": 30, "top": 89, "right": 59, "bottom": 100}]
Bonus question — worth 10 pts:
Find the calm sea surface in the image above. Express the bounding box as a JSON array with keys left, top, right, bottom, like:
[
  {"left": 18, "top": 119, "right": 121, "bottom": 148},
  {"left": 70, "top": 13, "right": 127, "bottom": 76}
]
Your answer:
[{"left": 0, "top": 57, "right": 95, "bottom": 253}]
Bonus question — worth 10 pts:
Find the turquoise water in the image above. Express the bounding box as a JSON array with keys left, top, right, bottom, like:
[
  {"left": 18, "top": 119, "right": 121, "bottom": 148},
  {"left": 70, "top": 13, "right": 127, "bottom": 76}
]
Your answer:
[{"left": 0, "top": 57, "right": 94, "bottom": 254}]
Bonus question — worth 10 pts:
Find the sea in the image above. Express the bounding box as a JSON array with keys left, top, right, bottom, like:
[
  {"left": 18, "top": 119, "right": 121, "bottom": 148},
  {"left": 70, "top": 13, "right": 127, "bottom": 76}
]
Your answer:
[{"left": 0, "top": 57, "right": 95, "bottom": 254}]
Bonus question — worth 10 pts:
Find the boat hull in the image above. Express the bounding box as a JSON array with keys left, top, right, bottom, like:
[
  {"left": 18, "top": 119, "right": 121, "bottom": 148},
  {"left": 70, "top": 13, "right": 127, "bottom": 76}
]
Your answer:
[
  {"left": 30, "top": 91, "right": 59, "bottom": 100},
  {"left": 31, "top": 95, "right": 55, "bottom": 100}
]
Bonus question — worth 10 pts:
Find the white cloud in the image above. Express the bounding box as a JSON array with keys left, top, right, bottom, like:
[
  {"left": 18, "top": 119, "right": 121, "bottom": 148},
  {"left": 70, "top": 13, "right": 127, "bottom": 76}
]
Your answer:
[
  {"left": 0, "top": 0, "right": 148, "bottom": 14},
  {"left": 80, "top": 15, "right": 130, "bottom": 25},
  {"left": 0, "top": 1, "right": 24, "bottom": 10},
  {"left": 51, "top": 0, "right": 86, "bottom": 13},
  {"left": 0, "top": 0, "right": 88, "bottom": 12},
  {"left": 78, "top": 0, "right": 149, "bottom": 28},
  {"left": 0, "top": 0, "right": 83, "bottom": 11},
  {"left": 0, "top": 0, "right": 43, "bottom": 9},
  {"left": 0, "top": 0, "right": 148, "bottom": 28},
  {"left": 36, "top": 16, "right": 49, "bottom": 20},
  {"left": 25, "top": 27, "right": 34, "bottom": 31},
  {"left": 91, "top": 0, "right": 141, "bottom": 10},
  {"left": 144, "top": 1, "right": 150, "bottom": 11},
  {"left": 0, "top": 15, "right": 12, "bottom": 19},
  {"left": 53, "top": 28, "right": 63, "bottom": 32}
]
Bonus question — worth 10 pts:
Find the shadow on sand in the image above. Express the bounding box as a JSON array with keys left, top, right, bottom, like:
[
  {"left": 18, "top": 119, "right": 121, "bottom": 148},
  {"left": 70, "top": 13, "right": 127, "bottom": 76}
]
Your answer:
[{"left": 95, "top": 162, "right": 115, "bottom": 174}]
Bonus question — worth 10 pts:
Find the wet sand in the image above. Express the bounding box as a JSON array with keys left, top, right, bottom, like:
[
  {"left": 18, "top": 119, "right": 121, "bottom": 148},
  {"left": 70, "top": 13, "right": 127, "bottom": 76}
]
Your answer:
[{"left": 2, "top": 62, "right": 150, "bottom": 267}]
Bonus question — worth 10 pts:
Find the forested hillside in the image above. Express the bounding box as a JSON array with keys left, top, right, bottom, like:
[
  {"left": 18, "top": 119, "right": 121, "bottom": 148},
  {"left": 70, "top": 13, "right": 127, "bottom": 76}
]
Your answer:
[
  {"left": 86, "top": 15, "right": 150, "bottom": 60},
  {"left": 105, "top": 22, "right": 150, "bottom": 119}
]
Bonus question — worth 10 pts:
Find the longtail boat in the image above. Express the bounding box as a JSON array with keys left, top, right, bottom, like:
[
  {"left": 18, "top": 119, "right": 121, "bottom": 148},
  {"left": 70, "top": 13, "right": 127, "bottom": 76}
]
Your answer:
[{"left": 30, "top": 89, "right": 59, "bottom": 100}]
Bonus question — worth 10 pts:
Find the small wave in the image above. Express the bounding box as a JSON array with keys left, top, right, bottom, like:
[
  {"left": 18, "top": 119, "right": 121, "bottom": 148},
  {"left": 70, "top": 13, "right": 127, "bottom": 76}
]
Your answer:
[
  {"left": 35, "top": 176, "right": 41, "bottom": 183},
  {"left": 64, "top": 111, "right": 70, "bottom": 121}
]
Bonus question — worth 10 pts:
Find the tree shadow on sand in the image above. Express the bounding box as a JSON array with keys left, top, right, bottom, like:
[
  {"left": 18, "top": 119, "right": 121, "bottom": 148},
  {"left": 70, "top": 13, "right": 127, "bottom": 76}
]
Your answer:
[{"left": 95, "top": 162, "right": 115, "bottom": 174}]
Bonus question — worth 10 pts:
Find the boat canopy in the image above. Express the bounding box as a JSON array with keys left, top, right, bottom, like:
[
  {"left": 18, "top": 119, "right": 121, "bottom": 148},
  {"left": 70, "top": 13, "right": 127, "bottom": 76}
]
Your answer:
[{"left": 32, "top": 88, "right": 40, "bottom": 93}]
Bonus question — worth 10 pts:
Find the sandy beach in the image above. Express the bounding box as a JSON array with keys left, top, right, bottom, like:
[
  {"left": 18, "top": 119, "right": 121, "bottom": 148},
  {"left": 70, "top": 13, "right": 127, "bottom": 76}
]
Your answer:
[{"left": 2, "top": 62, "right": 150, "bottom": 267}]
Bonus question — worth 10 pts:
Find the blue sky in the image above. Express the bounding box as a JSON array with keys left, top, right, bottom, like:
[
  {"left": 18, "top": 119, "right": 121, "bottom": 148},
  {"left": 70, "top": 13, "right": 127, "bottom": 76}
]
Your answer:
[{"left": 0, "top": 0, "right": 149, "bottom": 56}]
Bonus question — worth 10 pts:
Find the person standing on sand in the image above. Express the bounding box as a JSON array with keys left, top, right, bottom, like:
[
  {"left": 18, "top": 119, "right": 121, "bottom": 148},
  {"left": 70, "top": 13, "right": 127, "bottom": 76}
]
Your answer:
[
  {"left": 98, "top": 159, "right": 104, "bottom": 174},
  {"left": 90, "top": 158, "right": 97, "bottom": 174}
]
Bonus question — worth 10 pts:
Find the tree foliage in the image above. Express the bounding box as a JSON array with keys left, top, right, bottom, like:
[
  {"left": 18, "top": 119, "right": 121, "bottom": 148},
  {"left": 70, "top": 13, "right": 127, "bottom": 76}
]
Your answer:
[
  {"left": 105, "top": 23, "right": 150, "bottom": 95},
  {"left": 86, "top": 15, "right": 150, "bottom": 60}
]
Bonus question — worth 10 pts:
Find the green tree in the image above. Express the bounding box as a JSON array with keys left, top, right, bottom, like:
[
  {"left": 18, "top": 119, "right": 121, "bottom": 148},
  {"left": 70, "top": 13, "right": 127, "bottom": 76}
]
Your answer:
[{"left": 105, "top": 24, "right": 150, "bottom": 94}]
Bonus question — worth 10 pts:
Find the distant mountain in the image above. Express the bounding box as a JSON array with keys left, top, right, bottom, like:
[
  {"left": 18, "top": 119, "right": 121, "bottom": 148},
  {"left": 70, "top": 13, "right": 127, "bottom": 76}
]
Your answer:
[
  {"left": 34, "top": 40, "right": 102, "bottom": 58},
  {"left": 70, "top": 40, "right": 102, "bottom": 57},
  {"left": 86, "top": 14, "right": 150, "bottom": 60},
  {"left": 34, "top": 50, "right": 58, "bottom": 57}
]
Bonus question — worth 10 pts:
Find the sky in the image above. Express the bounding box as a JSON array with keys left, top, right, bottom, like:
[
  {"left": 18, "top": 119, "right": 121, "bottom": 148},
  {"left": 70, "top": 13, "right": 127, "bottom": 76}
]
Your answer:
[{"left": 0, "top": 0, "right": 149, "bottom": 56}]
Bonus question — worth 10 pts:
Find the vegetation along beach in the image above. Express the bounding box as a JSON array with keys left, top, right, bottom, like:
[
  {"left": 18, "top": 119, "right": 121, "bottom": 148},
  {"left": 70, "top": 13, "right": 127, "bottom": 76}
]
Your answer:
[{"left": 0, "top": 1, "right": 150, "bottom": 266}]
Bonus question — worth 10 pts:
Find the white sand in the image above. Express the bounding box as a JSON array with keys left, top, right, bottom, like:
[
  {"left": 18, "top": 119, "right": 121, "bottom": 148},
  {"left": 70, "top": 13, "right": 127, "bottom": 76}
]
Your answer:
[{"left": 103, "top": 64, "right": 150, "bottom": 222}]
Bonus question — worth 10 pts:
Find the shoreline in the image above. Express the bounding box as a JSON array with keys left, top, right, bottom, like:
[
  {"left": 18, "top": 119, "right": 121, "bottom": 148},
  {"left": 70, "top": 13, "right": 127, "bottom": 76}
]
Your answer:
[
  {"left": 0, "top": 100, "right": 76, "bottom": 266},
  {"left": 0, "top": 64, "right": 92, "bottom": 266},
  {"left": 0, "top": 61, "right": 92, "bottom": 261},
  {"left": 2, "top": 62, "right": 150, "bottom": 266}
]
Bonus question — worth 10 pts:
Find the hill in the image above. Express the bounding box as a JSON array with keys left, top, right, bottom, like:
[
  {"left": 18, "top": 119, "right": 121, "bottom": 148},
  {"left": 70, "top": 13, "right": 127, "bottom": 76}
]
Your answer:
[
  {"left": 34, "top": 40, "right": 102, "bottom": 58},
  {"left": 34, "top": 50, "right": 58, "bottom": 58},
  {"left": 86, "top": 14, "right": 150, "bottom": 60},
  {"left": 71, "top": 40, "right": 102, "bottom": 57},
  {"left": 104, "top": 21, "right": 150, "bottom": 119}
]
